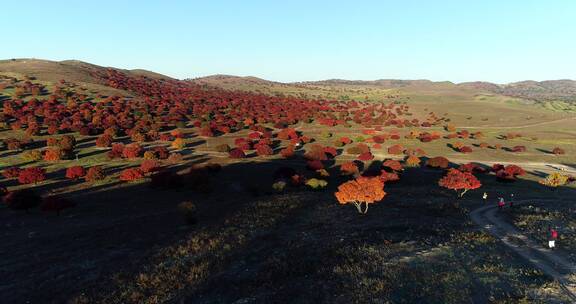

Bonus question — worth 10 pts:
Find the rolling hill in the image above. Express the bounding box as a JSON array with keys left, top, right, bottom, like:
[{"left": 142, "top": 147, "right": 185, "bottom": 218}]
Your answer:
[{"left": 191, "top": 74, "right": 576, "bottom": 105}]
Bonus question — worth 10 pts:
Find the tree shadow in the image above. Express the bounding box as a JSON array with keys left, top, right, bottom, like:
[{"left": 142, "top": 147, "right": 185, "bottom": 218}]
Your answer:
[
  {"left": 0, "top": 154, "right": 574, "bottom": 304},
  {"left": 535, "top": 148, "right": 553, "bottom": 155}
]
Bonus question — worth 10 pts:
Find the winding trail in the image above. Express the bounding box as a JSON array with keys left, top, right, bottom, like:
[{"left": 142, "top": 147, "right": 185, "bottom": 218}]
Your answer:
[{"left": 470, "top": 199, "right": 576, "bottom": 301}]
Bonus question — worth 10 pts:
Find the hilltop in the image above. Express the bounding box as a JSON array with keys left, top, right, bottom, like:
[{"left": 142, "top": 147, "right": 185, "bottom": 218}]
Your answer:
[{"left": 0, "top": 58, "right": 174, "bottom": 97}]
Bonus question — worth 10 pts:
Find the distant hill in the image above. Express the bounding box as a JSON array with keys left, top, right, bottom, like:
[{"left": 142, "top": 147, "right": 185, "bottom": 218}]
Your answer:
[
  {"left": 191, "top": 74, "right": 576, "bottom": 104},
  {"left": 3, "top": 58, "right": 575, "bottom": 104},
  {"left": 0, "top": 58, "right": 174, "bottom": 96}
]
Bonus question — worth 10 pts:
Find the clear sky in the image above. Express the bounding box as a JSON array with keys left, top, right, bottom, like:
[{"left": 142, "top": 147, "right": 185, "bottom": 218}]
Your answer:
[{"left": 1, "top": 1, "right": 575, "bottom": 83}]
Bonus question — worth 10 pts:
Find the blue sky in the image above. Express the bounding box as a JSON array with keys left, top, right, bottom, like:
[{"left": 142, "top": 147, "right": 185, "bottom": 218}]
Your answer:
[{"left": 1, "top": 1, "right": 575, "bottom": 83}]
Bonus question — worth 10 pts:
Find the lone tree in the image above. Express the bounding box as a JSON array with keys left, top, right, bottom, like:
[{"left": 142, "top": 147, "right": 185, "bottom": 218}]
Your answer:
[
  {"left": 438, "top": 168, "right": 481, "bottom": 198},
  {"left": 335, "top": 177, "right": 386, "bottom": 214}
]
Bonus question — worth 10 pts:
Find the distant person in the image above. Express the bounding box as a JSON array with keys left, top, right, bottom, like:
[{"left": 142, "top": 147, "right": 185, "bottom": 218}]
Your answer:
[
  {"left": 509, "top": 193, "right": 515, "bottom": 208},
  {"left": 549, "top": 227, "right": 558, "bottom": 249},
  {"left": 498, "top": 197, "right": 505, "bottom": 211},
  {"left": 482, "top": 192, "right": 488, "bottom": 203}
]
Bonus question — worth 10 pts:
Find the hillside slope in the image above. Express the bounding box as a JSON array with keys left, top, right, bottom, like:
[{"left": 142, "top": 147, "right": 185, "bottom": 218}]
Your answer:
[{"left": 0, "top": 59, "right": 174, "bottom": 97}]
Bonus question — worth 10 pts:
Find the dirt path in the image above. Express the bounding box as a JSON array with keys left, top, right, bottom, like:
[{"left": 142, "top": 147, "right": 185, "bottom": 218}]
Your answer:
[{"left": 470, "top": 199, "right": 576, "bottom": 301}]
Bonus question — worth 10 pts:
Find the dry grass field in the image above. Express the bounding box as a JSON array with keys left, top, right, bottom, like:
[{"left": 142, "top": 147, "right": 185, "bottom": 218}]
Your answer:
[{"left": 1, "top": 59, "right": 575, "bottom": 303}]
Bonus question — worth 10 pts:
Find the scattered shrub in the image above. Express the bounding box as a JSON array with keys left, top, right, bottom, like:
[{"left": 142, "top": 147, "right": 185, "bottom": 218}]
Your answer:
[
  {"left": 140, "top": 159, "right": 160, "bottom": 173},
  {"left": 85, "top": 166, "right": 105, "bottom": 182},
  {"left": 357, "top": 152, "right": 374, "bottom": 161},
  {"left": 539, "top": 172, "right": 570, "bottom": 188},
  {"left": 123, "top": 143, "right": 143, "bottom": 159},
  {"left": 552, "top": 147, "right": 565, "bottom": 155},
  {"left": 305, "top": 178, "right": 328, "bottom": 190},
  {"left": 2, "top": 167, "right": 21, "bottom": 179},
  {"left": 143, "top": 151, "right": 157, "bottom": 160},
  {"left": 171, "top": 138, "right": 186, "bottom": 150},
  {"left": 404, "top": 155, "right": 421, "bottom": 167},
  {"left": 383, "top": 159, "right": 403, "bottom": 172},
  {"left": 18, "top": 167, "right": 46, "bottom": 184},
  {"left": 119, "top": 168, "right": 145, "bottom": 182},
  {"left": 44, "top": 148, "right": 63, "bottom": 161},
  {"left": 95, "top": 135, "right": 113, "bottom": 148},
  {"left": 65, "top": 166, "right": 86, "bottom": 180},
  {"left": 306, "top": 160, "right": 324, "bottom": 171},
  {"left": 215, "top": 144, "right": 231, "bottom": 153},
  {"left": 379, "top": 171, "right": 400, "bottom": 183},
  {"left": 167, "top": 152, "right": 184, "bottom": 163},
  {"left": 21, "top": 150, "right": 42, "bottom": 162},
  {"left": 387, "top": 144, "right": 404, "bottom": 155},
  {"left": 340, "top": 161, "right": 359, "bottom": 176},
  {"left": 272, "top": 181, "right": 287, "bottom": 192},
  {"left": 229, "top": 148, "right": 246, "bottom": 159},
  {"left": 426, "top": 156, "right": 449, "bottom": 169}
]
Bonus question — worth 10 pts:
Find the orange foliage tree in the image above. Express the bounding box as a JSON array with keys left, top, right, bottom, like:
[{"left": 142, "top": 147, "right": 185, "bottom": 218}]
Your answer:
[
  {"left": 438, "top": 168, "right": 481, "bottom": 198},
  {"left": 335, "top": 177, "right": 386, "bottom": 214}
]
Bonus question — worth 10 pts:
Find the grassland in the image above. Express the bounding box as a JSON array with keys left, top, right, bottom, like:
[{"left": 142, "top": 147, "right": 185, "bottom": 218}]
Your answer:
[{"left": 1, "top": 59, "right": 576, "bottom": 303}]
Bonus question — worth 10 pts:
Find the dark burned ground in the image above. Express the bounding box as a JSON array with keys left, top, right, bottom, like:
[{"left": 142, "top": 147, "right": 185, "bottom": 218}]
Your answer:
[{"left": 0, "top": 162, "right": 570, "bottom": 304}]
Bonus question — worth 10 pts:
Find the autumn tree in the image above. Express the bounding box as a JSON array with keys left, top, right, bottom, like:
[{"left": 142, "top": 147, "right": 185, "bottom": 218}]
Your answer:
[
  {"left": 2, "top": 167, "right": 21, "bottom": 179},
  {"left": 171, "top": 138, "right": 185, "bottom": 150},
  {"left": 357, "top": 151, "right": 374, "bottom": 161},
  {"left": 552, "top": 147, "right": 565, "bottom": 156},
  {"left": 85, "top": 166, "right": 105, "bottom": 182},
  {"left": 43, "top": 147, "right": 63, "bottom": 161},
  {"left": 65, "top": 166, "right": 86, "bottom": 180},
  {"left": 340, "top": 161, "right": 359, "bottom": 176},
  {"left": 335, "top": 177, "right": 386, "bottom": 214},
  {"left": 387, "top": 144, "right": 404, "bottom": 155},
  {"left": 95, "top": 134, "right": 113, "bottom": 148},
  {"left": 379, "top": 171, "right": 400, "bottom": 183},
  {"left": 438, "top": 169, "right": 481, "bottom": 198},
  {"left": 18, "top": 167, "right": 46, "bottom": 184},
  {"left": 140, "top": 159, "right": 160, "bottom": 174},
  {"left": 215, "top": 144, "right": 231, "bottom": 152},
  {"left": 494, "top": 164, "right": 526, "bottom": 182},
  {"left": 280, "top": 145, "right": 295, "bottom": 158},
  {"left": 21, "top": 150, "right": 42, "bottom": 162},
  {"left": 404, "top": 155, "right": 421, "bottom": 167},
  {"left": 305, "top": 178, "right": 328, "bottom": 190},
  {"left": 119, "top": 168, "right": 145, "bottom": 181},
  {"left": 426, "top": 156, "right": 449, "bottom": 169},
  {"left": 539, "top": 172, "right": 570, "bottom": 189},
  {"left": 122, "top": 143, "right": 143, "bottom": 159},
  {"left": 256, "top": 144, "right": 274, "bottom": 156},
  {"left": 382, "top": 159, "right": 403, "bottom": 172}
]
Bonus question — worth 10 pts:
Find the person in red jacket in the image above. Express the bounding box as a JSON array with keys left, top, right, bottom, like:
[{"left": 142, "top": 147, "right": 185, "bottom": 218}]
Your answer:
[
  {"left": 497, "top": 197, "right": 505, "bottom": 211},
  {"left": 549, "top": 226, "right": 558, "bottom": 249}
]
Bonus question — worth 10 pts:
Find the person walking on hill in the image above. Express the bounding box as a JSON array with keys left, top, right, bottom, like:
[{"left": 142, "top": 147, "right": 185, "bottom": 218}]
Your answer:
[
  {"left": 509, "top": 193, "right": 515, "bottom": 208},
  {"left": 498, "top": 197, "right": 505, "bottom": 211},
  {"left": 482, "top": 192, "right": 488, "bottom": 203},
  {"left": 548, "top": 226, "right": 558, "bottom": 249}
]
